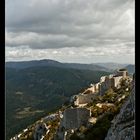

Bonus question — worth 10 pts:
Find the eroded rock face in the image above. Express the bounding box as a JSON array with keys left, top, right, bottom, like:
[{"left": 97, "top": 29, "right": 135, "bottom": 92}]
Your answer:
[
  {"left": 33, "top": 123, "right": 48, "bottom": 140},
  {"left": 105, "top": 85, "right": 135, "bottom": 140}
]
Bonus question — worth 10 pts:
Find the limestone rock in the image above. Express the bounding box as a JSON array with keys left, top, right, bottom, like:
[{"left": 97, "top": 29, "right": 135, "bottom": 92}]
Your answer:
[{"left": 105, "top": 86, "right": 135, "bottom": 140}]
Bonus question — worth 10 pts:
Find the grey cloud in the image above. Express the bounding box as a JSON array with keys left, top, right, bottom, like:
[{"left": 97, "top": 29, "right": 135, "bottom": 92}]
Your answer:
[
  {"left": 6, "top": 0, "right": 134, "bottom": 35},
  {"left": 6, "top": 31, "right": 95, "bottom": 49},
  {"left": 5, "top": 0, "right": 135, "bottom": 63},
  {"left": 6, "top": 45, "right": 134, "bottom": 64},
  {"left": 6, "top": 30, "right": 134, "bottom": 50}
]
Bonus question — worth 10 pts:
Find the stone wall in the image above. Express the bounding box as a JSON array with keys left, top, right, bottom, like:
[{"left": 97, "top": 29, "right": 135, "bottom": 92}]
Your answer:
[
  {"left": 99, "top": 77, "right": 112, "bottom": 95},
  {"left": 100, "top": 76, "right": 106, "bottom": 83},
  {"left": 99, "top": 75, "right": 123, "bottom": 95},
  {"left": 62, "top": 108, "right": 91, "bottom": 130},
  {"left": 82, "top": 84, "right": 99, "bottom": 95},
  {"left": 116, "top": 69, "right": 128, "bottom": 78},
  {"left": 112, "top": 76, "right": 123, "bottom": 88},
  {"left": 95, "top": 82, "right": 100, "bottom": 92},
  {"left": 74, "top": 94, "right": 96, "bottom": 106}
]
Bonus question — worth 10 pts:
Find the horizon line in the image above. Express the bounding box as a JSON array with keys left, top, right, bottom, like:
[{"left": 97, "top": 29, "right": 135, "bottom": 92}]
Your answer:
[{"left": 5, "top": 59, "right": 135, "bottom": 65}]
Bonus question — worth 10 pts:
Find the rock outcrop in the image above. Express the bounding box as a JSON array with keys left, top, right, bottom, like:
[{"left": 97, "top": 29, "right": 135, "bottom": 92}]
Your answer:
[
  {"left": 33, "top": 122, "right": 48, "bottom": 140},
  {"left": 105, "top": 84, "right": 135, "bottom": 140}
]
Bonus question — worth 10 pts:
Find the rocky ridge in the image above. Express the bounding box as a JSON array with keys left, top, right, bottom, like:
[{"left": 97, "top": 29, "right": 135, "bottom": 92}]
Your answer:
[{"left": 105, "top": 82, "right": 135, "bottom": 140}]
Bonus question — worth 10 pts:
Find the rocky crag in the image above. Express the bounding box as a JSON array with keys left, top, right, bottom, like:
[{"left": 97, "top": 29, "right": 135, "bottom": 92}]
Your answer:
[{"left": 105, "top": 82, "right": 135, "bottom": 140}]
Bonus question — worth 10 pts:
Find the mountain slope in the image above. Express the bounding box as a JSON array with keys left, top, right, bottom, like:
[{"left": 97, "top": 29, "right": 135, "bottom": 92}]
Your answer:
[
  {"left": 124, "top": 64, "right": 135, "bottom": 74},
  {"left": 6, "top": 59, "right": 110, "bottom": 72},
  {"left": 6, "top": 66, "right": 110, "bottom": 140},
  {"left": 94, "top": 62, "right": 128, "bottom": 71},
  {"left": 6, "top": 59, "right": 63, "bottom": 69},
  {"left": 64, "top": 63, "right": 110, "bottom": 72}
]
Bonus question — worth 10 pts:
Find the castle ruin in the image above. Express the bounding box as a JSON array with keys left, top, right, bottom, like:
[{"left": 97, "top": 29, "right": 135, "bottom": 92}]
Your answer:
[
  {"left": 56, "top": 68, "right": 132, "bottom": 140},
  {"left": 74, "top": 93, "right": 96, "bottom": 107},
  {"left": 73, "top": 69, "right": 132, "bottom": 105},
  {"left": 61, "top": 108, "right": 91, "bottom": 130},
  {"left": 99, "top": 69, "right": 130, "bottom": 95}
]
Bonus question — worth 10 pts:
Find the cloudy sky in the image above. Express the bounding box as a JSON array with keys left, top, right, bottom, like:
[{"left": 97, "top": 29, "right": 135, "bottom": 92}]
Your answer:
[{"left": 5, "top": 0, "right": 135, "bottom": 64}]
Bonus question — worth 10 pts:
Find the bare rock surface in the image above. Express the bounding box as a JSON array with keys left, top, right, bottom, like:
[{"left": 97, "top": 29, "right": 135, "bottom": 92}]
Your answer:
[{"left": 105, "top": 85, "right": 135, "bottom": 140}]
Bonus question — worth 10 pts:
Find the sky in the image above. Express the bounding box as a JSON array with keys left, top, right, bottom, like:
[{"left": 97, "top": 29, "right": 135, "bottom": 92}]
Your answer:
[{"left": 5, "top": 0, "right": 135, "bottom": 64}]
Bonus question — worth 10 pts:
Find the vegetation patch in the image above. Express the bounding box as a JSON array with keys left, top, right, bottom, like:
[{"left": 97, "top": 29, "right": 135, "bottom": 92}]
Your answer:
[{"left": 15, "top": 107, "right": 44, "bottom": 119}]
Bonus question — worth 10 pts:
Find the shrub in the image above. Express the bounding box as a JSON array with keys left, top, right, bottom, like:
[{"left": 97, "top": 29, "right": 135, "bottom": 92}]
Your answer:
[
  {"left": 83, "top": 113, "right": 112, "bottom": 140},
  {"left": 70, "top": 133, "right": 81, "bottom": 140}
]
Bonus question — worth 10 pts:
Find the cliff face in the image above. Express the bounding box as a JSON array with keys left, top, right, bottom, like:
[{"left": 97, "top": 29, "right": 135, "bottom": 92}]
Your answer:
[{"left": 105, "top": 85, "right": 135, "bottom": 140}]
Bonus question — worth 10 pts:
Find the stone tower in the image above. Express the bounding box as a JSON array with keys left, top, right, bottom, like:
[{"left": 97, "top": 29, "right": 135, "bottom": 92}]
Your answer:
[{"left": 116, "top": 69, "right": 128, "bottom": 78}]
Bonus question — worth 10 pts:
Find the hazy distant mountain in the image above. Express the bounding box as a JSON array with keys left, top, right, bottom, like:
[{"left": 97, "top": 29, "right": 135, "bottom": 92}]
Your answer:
[
  {"left": 94, "top": 62, "right": 128, "bottom": 70},
  {"left": 95, "top": 63, "right": 135, "bottom": 74},
  {"left": 64, "top": 63, "right": 110, "bottom": 72},
  {"left": 6, "top": 59, "right": 111, "bottom": 72},
  {"left": 124, "top": 64, "right": 135, "bottom": 74},
  {"left": 6, "top": 66, "right": 110, "bottom": 139}
]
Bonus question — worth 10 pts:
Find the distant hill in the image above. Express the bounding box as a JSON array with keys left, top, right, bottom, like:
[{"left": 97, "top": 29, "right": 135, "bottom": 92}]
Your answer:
[
  {"left": 6, "top": 60, "right": 134, "bottom": 73},
  {"left": 94, "top": 62, "right": 128, "bottom": 71},
  {"left": 93, "top": 62, "right": 135, "bottom": 74},
  {"left": 6, "top": 66, "right": 110, "bottom": 140},
  {"left": 6, "top": 59, "right": 110, "bottom": 72},
  {"left": 64, "top": 63, "right": 110, "bottom": 72},
  {"left": 6, "top": 59, "right": 63, "bottom": 69},
  {"left": 124, "top": 64, "right": 135, "bottom": 74}
]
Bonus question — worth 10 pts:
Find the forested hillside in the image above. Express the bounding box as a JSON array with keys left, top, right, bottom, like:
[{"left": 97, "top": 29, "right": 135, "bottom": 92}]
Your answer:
[{"left": 6, "top": 66, "right": 110, "bottom": 139}]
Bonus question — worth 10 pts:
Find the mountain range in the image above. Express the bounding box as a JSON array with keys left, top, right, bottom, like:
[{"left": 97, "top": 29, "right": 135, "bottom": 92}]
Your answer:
[{"left": 6, "top": 59, "right": 135, "bottom": 73}]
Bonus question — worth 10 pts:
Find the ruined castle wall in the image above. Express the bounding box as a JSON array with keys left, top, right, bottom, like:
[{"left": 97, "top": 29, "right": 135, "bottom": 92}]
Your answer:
[
  {"left": 112, "top": 76, "right": 122, "bottom": 88},
  {"left": 75, "top": 94, "right": 96, "bottom": 105},
  {"left": 62, "top": 108, "right": 90, "bottom": 130},
  {"left": 95, "top": 82, "right": 100, "bottom": 91},
  {"left": 116, "top": 70, "right": 128, "bottom": 78},
  {"left": 89, "top": 85, "right": 96, "bottom": 93},
  {"left": 100, "top": 77, "right": 112, "bottom": 95},
  {"left": 77, "top": 108, "right": 91, "bottom": 126},
  {"left": 100, "top": 76, "right": 106, "bottom": 83},
  {"left": 62, "top": 109, "right": 78, "bottom": 129},
  {"left": 100, "top": 75, "right": 124, "bottom": 95}
]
